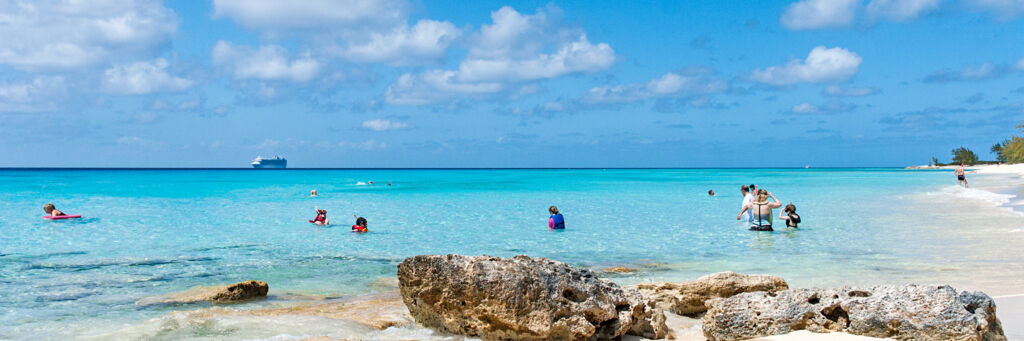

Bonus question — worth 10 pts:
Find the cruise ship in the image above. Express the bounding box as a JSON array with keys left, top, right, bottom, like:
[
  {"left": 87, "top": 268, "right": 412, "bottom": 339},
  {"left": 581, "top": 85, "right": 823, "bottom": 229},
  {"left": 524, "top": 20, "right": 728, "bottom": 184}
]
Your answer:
[{"left": 251, "top": 155, "right": 287, "bottom": 169}]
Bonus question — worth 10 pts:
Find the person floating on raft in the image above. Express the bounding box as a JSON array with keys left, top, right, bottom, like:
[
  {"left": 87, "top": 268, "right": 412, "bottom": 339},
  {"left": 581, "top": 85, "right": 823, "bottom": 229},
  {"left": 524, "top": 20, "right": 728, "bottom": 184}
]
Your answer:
[
  {"left": 352, "top": 215, "right": 368, "bottom": 233},
  {"left": 43, "top": 203, "right": 65, "bottom": 217},
  {"left": 310, "top": 206, "right": 329, "bottom": 225},
  {"left": 42, "top": 203, "right": 81, "bottom": 220},
  {"left": 548, "top": 206, "right": 565, "bottom": 230}
]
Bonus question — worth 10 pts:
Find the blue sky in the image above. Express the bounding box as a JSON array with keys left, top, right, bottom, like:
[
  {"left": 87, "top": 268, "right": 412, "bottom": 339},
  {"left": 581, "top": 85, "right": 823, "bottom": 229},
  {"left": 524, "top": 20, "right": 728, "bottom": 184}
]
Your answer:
[{"left": 1, "top": 0, "right": 1023, "bottom": 167}]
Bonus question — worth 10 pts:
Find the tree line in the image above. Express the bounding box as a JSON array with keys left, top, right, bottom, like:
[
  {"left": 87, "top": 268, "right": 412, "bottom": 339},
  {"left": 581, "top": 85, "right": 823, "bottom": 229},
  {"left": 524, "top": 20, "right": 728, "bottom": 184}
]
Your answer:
[{"left": 933, "top": 124, "right": 1024, "bottom": 166}]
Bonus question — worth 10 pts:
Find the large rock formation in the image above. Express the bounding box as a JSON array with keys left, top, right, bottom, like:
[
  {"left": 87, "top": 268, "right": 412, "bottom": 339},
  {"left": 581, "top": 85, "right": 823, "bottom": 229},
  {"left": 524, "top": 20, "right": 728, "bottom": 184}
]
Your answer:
[
  {"left": 702, "top": 284, "right": 1006, "bottom": 341},
  {"left": 136, "top": 280, "right": 269, "bottom": 306},
  {"left": 634, "top": 271, "right": 788, "bottom": 316},
  {"left": 397, "top": 254, "right": 668, "bottom": 340}
]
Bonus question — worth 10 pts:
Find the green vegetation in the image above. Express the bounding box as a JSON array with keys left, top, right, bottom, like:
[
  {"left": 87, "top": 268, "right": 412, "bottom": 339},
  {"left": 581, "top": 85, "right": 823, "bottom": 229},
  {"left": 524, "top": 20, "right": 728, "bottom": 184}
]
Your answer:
[
  {"left": 951, "top": 147, "right": 979, "bottom": 166},
  {"left": 1002, "top": 125, "right": 1024, "bottom": 163},
  {"left": 989, "top": 123, "right": 1024, "bottom": 164},
  {"left": 991, "top": 141, "right": 1007, "bottom": 163}
]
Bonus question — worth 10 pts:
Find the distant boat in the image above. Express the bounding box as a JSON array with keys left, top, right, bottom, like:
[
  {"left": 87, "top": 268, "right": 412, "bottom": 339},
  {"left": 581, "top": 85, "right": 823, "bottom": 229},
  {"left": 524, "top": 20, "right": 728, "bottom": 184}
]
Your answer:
[{"left": 251, "top": 155, "right": 287, "bottom": 169}]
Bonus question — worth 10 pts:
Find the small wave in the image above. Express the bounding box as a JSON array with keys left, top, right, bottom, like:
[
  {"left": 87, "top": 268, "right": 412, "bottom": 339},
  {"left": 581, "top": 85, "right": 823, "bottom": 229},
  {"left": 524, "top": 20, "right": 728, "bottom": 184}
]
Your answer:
[
  {"left": 1009, "top": 228, "right": 1024, "bottom": 233},
  {"left": 932, "top": 186, "right": 1015, "bottom": 206}
]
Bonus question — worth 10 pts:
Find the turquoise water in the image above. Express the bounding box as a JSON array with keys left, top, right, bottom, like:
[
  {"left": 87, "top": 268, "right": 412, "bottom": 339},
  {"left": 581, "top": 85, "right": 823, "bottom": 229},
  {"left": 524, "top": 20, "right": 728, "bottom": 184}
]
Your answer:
[{"left": 1, "top": 168, "right": 1023, "bottom": 339}]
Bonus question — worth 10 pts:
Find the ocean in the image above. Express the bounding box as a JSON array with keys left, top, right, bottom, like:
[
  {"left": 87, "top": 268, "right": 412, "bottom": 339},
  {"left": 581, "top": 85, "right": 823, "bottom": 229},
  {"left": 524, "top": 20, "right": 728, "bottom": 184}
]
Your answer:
[{"left": 1, "top": 168, "right": 1022, "bottom": 339}]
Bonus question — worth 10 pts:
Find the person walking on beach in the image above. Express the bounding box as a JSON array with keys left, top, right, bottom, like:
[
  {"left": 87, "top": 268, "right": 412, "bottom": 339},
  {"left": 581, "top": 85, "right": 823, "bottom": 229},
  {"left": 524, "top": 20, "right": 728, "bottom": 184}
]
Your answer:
[
  {"left": 738, "top": 189, "right": 782, "bottom": 231},
  {"left": 739, "top": 185, "right": 753, "bottom": 223},
  {"left": 548, "top": 206, "right": 565, "bottom": 230},
  {"left": 955, "top": 163, "right": 968, "bottom": 188}
]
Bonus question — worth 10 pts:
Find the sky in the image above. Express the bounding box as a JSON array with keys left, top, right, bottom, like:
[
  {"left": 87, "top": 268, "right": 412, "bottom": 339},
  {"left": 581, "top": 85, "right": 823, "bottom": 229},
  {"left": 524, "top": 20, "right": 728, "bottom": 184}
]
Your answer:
[{"left": 1, "top": 0, "right": 1023, "bottom": 168}]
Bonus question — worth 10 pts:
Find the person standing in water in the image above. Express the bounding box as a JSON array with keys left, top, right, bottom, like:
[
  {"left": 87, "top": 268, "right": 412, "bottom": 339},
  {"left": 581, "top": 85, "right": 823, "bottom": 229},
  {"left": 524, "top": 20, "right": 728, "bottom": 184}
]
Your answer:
[
  {"left": 955, "top": 163, "right": 968, "bottom": 188},
  {"left": 548, "top": 206, "right": 565, "bottom": 230},
  {"left": 738, "top": 189, "right": 782, "bottom": 231},
  {"left": 739, "top": 185, "right": 753, "bottom": 223}
]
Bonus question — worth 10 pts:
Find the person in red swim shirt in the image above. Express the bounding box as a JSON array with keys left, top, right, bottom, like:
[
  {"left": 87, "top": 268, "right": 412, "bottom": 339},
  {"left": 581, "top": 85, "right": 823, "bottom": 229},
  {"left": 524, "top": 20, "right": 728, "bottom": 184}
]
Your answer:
[
  {"left": 352, "top": 215, "right": 368, "bottom": 232},
  {"left": 310, "top": 206, "right": 329, "bottom": 225}
]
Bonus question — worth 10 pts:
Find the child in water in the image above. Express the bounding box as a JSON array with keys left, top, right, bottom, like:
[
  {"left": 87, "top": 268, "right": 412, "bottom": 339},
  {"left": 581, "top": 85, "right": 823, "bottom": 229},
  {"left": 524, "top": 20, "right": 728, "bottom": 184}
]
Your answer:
[
  {"left": 548, "top": 206, "right": 565, "bottom": 230},
  {"left": 310, "top": 206, "right": 329, "bottom": 225},
  {"left": 352, "top": 215, "right": 368, "bottom": 233},
  {"left": 778, "top": 202, "right": 801, "bottom": 228},
  {"left": 43, "top": 203, "right": 65, "bottom": 217}
]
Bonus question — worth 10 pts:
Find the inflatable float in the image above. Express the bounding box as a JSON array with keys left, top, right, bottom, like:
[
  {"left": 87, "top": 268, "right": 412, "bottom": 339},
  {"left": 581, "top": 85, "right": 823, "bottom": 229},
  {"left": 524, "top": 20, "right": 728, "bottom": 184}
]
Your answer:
[{"left": 43, "top": 214, "right": 82, "bottom": 220}]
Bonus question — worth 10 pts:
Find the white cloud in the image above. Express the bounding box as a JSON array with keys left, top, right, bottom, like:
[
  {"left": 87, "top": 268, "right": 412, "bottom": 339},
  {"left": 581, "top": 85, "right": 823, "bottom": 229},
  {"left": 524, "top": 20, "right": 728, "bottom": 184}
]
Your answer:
[
  {"left": 583, "top": 70, "right": 728, "bottom": 104},
  {"left": 0, "top": 0, "right": 177, "bottom": 71},
  {"left": 751, "top": 46, "right": 862, "bottom": 86},
  {"left": 866, "top": 0, "right": 941, "bottom": 20},
  {"left": 924, "top": 62, "right": 1002, "bottom": 82},
  {"left": 792, "top": 103, "right": 819, "bottom": 113},
  {"left": 212, "top": 0, "right": 407, "bottom": 31},
  {"left": 386, "top": 6, "right": 615, "bottom": 104},
  {"left": 825, "top": 85, "right": 878, "bottom": 97},
  {"left": 362, "top": 119, "right": 410, "bottom": 131},
  {"left": 386, "top": 71, "right": 503, "bottom": 105},
  {"left": 342, "top": 19, "right": 460, "bottom": 66},
  {"left": 102, "top": 58, "right": 192, "bottom": 94},
  {"left": 338, "top": 139, "right": 387, "bottom": 150},
  {"left": 214, "top": 0, "right": 456, "bottom": 67},
  {"left": 117, "top": 136, "right": 164, "bottom": 148},
  {"left": 1016, "top": 58, "right": 1024, "bottom": 70},
  {"left": 456, "top": 35, "right": 614, "bottom": 83},
  {"left": 964, "top": 0, "right": 1024, "bottom": 19},
  {"left": 780, "top": 0, "right": 859, "bottom": 30},
  {"left": 0, "top": 77, "right": 66, "bottom": 112},
  {"left": 791, "top": 100, "right": 855, "bottom": 114},
  {"left": 212, "top": 41, "right": 319, "bottom": 82}
]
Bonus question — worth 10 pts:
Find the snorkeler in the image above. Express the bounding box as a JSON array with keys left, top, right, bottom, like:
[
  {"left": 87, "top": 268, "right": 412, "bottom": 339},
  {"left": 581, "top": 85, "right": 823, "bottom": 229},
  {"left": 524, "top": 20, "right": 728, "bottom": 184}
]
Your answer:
[
  {"left": 548, "top": 206, "right": 565, "bottom": 230},
  {"left": 778, "top": 202, "right": 801, "bottom": 228},
  {"left": 352, "top": 215, "right": 368, "bottom": 233},
  {"left": 310, "top": 206, "right": 329, "bottom": 225}
]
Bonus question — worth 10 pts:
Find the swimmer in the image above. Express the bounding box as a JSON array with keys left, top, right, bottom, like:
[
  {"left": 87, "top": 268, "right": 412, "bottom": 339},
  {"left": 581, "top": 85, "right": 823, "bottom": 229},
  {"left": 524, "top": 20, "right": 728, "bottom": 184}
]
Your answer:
[
  {"left": 368, "top": 181, "right": 374, "bottom": 185},
  {"left": 778, "top": 202, "right": 801, "bottom": 228},
  {"left": 387, "top": 182, "right": 392, "bottom": 186},
  {"left": 311, "top": 189, "right": 318, "bottom": 197},
  {"left": 43, "top": 203, "right": 66, "bottom": 217},
  {"left": 738, "top": 189, "right": 781, "bottom": 231},
  {"left": 708, "top": 189, "right": 715, "bottom": 196},
  {"left": 310, "top": 206, "right": 329, "bottom": 225},
  {"left": 548, "top": 206, "right": 565, "bottom": 230},
  {"left": 352, "top": 215, "right": 368, "bottom": 232}
]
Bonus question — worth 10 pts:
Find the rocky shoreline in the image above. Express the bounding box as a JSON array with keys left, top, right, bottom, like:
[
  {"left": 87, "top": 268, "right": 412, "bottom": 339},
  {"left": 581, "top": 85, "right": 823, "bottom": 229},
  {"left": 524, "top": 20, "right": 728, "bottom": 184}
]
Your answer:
[{"left": 130, "top": 254, "right": 1008, "bottom": 341}]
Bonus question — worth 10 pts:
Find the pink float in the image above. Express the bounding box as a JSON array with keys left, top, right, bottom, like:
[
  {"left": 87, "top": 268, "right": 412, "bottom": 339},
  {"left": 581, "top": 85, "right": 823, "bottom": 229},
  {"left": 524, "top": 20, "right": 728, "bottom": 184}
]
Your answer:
[{"left": 42, "top": 215, "right": 82, "bottom": 220}]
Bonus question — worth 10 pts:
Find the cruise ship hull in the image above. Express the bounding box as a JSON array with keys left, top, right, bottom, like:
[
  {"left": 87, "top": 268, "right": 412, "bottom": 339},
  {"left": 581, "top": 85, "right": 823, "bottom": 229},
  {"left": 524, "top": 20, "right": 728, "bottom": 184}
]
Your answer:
[{"left": 251, "top": 162, "right": 286, "bottom": 169}]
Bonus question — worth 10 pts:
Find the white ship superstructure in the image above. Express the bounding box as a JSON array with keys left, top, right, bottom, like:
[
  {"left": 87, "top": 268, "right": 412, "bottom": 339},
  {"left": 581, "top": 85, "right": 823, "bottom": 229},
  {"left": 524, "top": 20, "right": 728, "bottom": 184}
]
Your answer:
[{"left": 251, "top": 155, "right": 287, "bottom": 168}]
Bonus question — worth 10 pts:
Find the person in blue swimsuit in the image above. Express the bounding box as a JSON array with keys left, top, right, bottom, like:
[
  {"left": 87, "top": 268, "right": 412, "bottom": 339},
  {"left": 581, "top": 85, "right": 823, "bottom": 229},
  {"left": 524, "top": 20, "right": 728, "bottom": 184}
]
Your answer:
[{"left": 548, "top": 206, "right": 565, "bottom": 230}]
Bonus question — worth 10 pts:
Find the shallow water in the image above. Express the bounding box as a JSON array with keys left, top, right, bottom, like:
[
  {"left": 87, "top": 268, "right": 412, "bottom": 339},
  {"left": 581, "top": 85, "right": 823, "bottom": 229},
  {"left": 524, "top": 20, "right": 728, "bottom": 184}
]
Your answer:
[{"left": 1, "top": 168, "right": 1022, "bottom": 339}]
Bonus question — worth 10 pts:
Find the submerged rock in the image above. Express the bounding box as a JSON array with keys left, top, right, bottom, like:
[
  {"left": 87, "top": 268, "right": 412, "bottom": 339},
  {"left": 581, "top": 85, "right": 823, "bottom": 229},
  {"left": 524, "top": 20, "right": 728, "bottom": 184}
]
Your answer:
[
  {"left": 634, "top": 271, "right": 788, "bottom": 316},
  {"left": 604, "top": 266, "right": 637, "bottom": 273},
  {"left": 397, "top": 254, "right": 668, "bottom": 340},
  {"left": 702, "top": 284, "right": 1006, "bottom": 341},
  {"left": 136, "top": 280, "right": 269, "bottom": 306}
]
